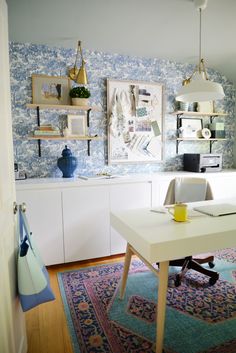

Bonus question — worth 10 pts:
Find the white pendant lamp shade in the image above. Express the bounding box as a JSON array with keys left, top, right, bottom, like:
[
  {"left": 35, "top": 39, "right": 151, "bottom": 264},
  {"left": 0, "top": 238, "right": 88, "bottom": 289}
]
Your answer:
[{"left": 176, "top": 72, "right": 225, "bottom": 103}]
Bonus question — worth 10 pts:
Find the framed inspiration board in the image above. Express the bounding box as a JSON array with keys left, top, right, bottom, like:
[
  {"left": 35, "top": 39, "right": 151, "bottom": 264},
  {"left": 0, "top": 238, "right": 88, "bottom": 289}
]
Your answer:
[{"left": 107, "top": 79, "right": 164, "bottom": 164}]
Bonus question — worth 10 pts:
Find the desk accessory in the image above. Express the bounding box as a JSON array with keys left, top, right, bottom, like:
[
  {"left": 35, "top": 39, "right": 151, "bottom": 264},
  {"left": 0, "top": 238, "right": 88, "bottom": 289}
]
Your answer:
[
  {"left": 168, "top": 203, "right": 188, "bottom": 222},
  {"left": 194, "top": 203, "right": 236, "bottom": 217}
]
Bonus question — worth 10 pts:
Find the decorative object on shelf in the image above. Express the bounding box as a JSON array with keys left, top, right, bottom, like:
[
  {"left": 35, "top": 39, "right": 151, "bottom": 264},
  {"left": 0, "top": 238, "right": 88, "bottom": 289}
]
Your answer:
[
  {"left": 176, "top": 0, "right": 225, "bottom": 103},
  {"left": 69, "top": 86, "right": 91, "bottom": 106},
  {"left": 201, "top": 127, "right": 211, "bottom": 139},
  {"left": 57, "top": 145, "right": 78, "bottom": 178},
  {"left": 179, "top": 101, "right": 189, "bottom": 111},
  {"left": 68, "top": 40, "right": 88, "bottom": 84},
  {"left": 58, "top": 116, "right": 67, "bottom": 136},
  {"left": 179, "top": 117, "right": 203, "bottom": 138},
  {"left": 107, "top": 79, "right": 164, "bottom": 164},
  {"left": 188, "top": 102, "right": 197, "bottom": 112},
  {"left": 32, "top": 75, "right": 71, "bottom": 105},
  {"left": 197, "top": 101, "right": 214, "bottom": 113},
  {"left": 63, "top": 127, "right": 70, "bottom": 137},
  {"left": 67, "top": 115, "right": 87, "bottom": 136},
  {"left": 209, "top": 122, "right": 225, "bottom": 138}
]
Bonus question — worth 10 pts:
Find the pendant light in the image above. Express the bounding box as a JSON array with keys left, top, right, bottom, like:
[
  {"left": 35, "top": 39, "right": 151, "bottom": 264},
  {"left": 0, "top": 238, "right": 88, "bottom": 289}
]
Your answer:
[
  {"left": 176, "top": 0, "right": 225, "bottom": 103},
  {"left": 68, "top": 40, "right": 88, "bottom": 85}
]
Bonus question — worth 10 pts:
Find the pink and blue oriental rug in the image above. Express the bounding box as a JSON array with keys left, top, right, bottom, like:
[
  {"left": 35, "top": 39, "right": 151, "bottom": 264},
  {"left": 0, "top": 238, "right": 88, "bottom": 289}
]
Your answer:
[{"left": 58, "top": 248, "right": 236, "bottom": 353}]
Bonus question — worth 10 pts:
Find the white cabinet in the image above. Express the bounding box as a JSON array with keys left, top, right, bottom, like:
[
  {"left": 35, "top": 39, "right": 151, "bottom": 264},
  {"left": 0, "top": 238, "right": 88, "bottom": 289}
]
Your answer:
[
  {"left": 16, "top": 171, "right": 236, "bottom": 265},
  {"left": 110, "top": 182, "right": 152, "bottom": 255},
  {"left": 16, "top": 189, "right": 64, "bottom": 266},
  {"left": 62, "top": 185, "right": 110, "bottom": 262}
]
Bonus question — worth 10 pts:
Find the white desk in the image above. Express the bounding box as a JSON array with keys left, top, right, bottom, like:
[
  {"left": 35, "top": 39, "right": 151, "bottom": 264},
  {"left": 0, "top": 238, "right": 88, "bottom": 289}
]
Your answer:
[{"left": 110, "top": 200, "right": 236, "bottom": 353}]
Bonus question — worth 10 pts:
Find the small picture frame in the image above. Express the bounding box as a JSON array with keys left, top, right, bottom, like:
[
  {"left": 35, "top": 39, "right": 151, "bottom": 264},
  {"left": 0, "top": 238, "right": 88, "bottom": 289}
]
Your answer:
[
  {"left": 179, "top": 118, "right": 203, "bottom": 138},
  {"left": 32, "top": 74, "right": 71, "bottom": 105},
  {"left": 67, "top": 115, "right": 87, "bottom": 136}
]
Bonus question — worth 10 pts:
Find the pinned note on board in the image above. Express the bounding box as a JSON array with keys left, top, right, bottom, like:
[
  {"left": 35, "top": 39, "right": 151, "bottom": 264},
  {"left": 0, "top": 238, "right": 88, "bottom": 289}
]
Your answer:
[{"left": 151, "top": 121, "right": 161, "bottom": 136}]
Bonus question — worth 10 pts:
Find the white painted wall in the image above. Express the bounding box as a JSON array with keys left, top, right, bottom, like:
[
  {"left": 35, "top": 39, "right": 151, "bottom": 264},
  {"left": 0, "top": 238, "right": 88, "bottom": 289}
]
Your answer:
[{"left": 5, "top": 0, "right": 236, "bottom": 86}]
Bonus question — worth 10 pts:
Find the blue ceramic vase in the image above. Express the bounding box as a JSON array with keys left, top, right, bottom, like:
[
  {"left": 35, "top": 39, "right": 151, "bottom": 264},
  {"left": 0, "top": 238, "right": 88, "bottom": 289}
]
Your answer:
[{"left": 57, "top": 145, "right": 77, "bottom": 178}]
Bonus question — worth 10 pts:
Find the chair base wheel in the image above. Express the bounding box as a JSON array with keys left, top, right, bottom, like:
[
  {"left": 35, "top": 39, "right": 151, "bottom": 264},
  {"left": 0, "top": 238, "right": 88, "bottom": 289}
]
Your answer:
[
  {"left": 209, "top": 273, "right": 219, "bottom": 286},
  {"left": 208, "top": 261, "right": 215, "bottom": 268},
  {"left": 174, "top": 274, "right": 181, "bottom": 287}
]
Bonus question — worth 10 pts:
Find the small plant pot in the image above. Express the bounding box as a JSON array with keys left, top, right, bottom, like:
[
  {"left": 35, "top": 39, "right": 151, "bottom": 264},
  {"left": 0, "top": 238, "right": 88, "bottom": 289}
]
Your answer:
[{"left": 72, "top": 98, "right": 89, "bottom": 106}]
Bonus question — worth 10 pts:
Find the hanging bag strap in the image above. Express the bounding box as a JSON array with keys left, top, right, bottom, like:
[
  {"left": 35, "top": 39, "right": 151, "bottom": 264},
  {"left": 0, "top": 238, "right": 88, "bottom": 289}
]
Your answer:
[{"left": 19, "top": 206, "right": 35, "bottom": 256}]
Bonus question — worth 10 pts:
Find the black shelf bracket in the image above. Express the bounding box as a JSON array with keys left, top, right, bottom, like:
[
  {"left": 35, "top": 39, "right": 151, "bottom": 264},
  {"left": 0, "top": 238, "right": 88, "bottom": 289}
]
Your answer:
[
  {"left": 87, "top": 108, "right": 91, "bottom": 128},
  {"left": 210, "top": 140, "right": 216, "bottom": 153},
  {"left": 87, "top": 139, "right": 91, "bottom": 156},
  {"left": 176, "top": 140, "right": 182, "bottom": 154},
  {"left": 36, "top": 106, "right": 41, "bottom": 157}
]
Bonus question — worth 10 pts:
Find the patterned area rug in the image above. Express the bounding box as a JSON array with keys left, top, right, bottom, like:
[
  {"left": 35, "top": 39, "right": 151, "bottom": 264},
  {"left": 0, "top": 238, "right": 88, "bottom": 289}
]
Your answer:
[{"left": 58, "top": 248, "right": 236, "bottom": 353}]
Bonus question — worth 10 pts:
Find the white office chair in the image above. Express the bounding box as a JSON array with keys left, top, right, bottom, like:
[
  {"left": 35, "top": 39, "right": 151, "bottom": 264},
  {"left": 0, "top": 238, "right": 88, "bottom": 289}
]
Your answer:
[{"left": 163, "top": 177, "right": 219, "bottom": 287}]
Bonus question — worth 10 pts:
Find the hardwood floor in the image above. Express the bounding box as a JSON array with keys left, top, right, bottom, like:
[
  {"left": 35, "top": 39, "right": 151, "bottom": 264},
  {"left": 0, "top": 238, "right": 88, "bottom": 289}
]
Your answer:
[{"left": 25, "top": 254, "right": 125, "bottom": 353}]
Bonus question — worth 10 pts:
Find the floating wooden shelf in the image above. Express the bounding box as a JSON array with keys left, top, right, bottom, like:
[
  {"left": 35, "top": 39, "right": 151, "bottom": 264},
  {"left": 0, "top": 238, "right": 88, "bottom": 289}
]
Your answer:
[
  {"left": 176, "top": 138, "right": 227, "bottom": 141},
  {"left": 26, "top": 103, "right": 102, "bottom": 111},
  {"left": 28, "top": 135, "right": 102, "bottom": 141},
  {"left": 176, "top": 137, "right": 227, "bottom": 154},
  {"left": 171, "top": 111, "right": 227, "bottom": 117}
]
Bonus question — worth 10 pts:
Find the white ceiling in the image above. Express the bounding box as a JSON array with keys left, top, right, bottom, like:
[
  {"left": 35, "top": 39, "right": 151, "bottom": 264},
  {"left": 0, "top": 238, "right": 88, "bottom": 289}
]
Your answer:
[{"left": 6, "top": 0, "right": 236, "bottom": 86}]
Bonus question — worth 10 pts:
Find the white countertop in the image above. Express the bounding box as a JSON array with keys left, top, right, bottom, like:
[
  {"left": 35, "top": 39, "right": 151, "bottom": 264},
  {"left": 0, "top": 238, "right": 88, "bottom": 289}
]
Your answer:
[{"left": 15, "top": 169, "right": 236, "bottom": 190}]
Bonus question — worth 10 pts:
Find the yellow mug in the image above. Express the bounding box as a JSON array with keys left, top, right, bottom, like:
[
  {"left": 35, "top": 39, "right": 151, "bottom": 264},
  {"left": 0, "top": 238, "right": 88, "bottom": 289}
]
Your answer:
[{"left": 168, "top": 203, "right": 188, "bottom": 222}]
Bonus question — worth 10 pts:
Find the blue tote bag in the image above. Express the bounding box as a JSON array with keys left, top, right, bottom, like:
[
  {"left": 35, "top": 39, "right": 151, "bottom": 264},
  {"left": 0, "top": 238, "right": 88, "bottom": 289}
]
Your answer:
[{"left": 17, "top": 207, "right": 55, "bottom": 311}]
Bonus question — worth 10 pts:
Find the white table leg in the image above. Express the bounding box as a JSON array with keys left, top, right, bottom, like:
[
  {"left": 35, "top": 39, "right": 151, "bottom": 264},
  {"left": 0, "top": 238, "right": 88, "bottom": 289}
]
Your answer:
[
  {"left": 156, "top": 261, "right": 169, "bottom": 353},
  {"left": 119, "top": 243, "right": 133, "bottom": 299}
]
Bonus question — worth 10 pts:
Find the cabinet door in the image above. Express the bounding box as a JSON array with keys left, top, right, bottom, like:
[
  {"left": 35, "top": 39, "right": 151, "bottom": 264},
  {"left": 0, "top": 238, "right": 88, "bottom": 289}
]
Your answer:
[
  {"left": 16, "top": 189, "right": 64, "bottom": 266},
  {"left": 63, "top": 186, "right": 110, "bottom": 262},
  {"left": 110, "top": 182, "right": 152, "bottom": 255}
]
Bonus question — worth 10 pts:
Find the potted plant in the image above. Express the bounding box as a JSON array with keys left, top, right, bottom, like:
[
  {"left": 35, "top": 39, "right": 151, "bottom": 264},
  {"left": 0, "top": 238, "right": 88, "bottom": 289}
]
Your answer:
[{"left": 69, "top": 86, "right": 91, "bottom": 106}]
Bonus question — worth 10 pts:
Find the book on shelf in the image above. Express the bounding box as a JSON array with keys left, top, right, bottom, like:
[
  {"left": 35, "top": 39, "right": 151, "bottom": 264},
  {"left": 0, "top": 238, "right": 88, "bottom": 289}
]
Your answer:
[
  {"left": 38, "top": 124, "right": 55, "bottom": 131},
  {"left": 34, "top": 130, "right": 61, "bottom": 136}
]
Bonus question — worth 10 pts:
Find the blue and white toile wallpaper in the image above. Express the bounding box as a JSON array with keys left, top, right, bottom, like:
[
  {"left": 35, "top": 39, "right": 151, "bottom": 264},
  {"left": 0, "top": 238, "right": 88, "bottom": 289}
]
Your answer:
[{"left": 9, "top": 42, "right": 235, "bottom": 178}]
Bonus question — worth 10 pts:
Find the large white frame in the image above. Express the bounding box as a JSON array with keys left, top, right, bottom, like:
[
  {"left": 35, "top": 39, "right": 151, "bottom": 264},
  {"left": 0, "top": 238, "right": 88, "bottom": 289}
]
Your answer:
[{"left": 107, "top": 79, "right": 164, "bottom": 164}]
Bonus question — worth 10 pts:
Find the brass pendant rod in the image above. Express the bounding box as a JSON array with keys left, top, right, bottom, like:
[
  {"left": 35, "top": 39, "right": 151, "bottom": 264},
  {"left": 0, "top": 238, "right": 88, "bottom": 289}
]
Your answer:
[
  {"left": 198, "top": 8, "right": 202, "bottom": 73},
  {"left": 73, "top": 41, "right": 80, "bottom": 70},
  {"left": 78, "top": 40, "right": 84, "bottom": 64}
]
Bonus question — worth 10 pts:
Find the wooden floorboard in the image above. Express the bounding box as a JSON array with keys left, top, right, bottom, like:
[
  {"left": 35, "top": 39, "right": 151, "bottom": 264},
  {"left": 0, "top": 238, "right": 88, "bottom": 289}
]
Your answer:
[{"left": 25, "top": 254, "right": 125, "bottom": 353}]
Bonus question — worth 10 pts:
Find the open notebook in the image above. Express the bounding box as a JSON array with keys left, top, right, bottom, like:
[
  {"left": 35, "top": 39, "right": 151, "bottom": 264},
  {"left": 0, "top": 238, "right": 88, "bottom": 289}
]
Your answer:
[{"left": 194, "top": 203, "right": 236, "bottom": 217}]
